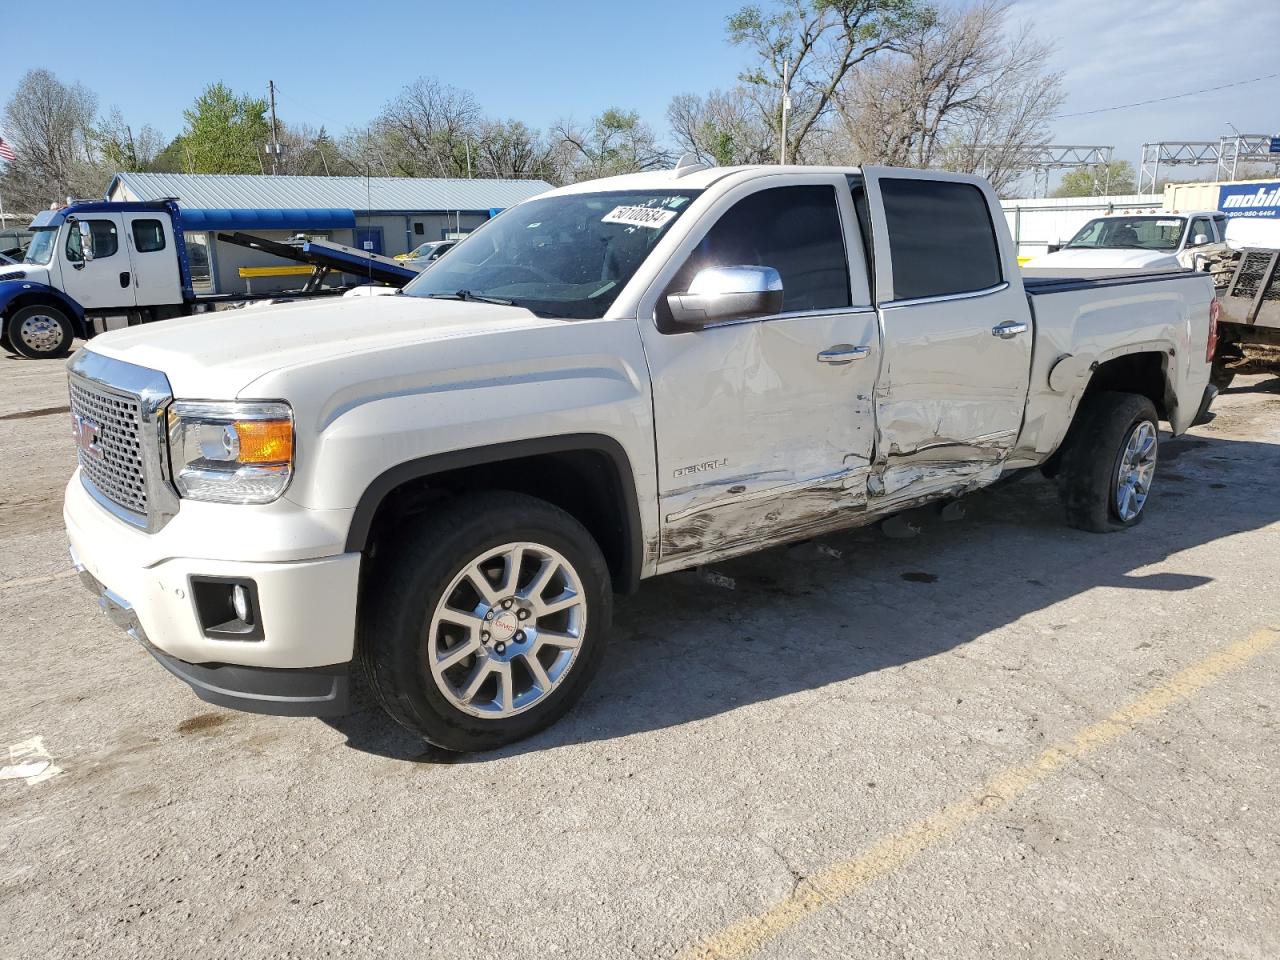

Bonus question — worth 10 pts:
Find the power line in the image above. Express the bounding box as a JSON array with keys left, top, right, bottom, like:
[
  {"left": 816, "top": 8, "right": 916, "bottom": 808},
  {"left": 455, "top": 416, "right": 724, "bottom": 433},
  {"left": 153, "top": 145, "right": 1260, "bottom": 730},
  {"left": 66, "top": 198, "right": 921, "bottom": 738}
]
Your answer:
[{"left": 1053, "top": 72, "right": 1280, "bottom": 120}]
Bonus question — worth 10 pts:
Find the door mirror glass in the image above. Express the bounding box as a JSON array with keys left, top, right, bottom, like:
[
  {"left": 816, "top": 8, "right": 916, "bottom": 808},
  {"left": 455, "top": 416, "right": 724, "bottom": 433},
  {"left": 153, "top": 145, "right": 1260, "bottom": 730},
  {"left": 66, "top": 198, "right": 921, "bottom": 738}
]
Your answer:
[
  {"left": 666, "top": 265, "right": 784, "bottom": 326},
  {"left": 78, "top": 221, "right": 96, "bottom": 261}
]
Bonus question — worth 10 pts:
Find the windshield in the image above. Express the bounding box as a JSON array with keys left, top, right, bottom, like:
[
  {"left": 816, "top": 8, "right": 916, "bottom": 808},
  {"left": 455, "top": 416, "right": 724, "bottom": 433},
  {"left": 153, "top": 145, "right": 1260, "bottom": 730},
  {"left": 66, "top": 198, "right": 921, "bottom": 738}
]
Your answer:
[
  {"left": 1065, "top": 216, "right": 1186, "bottom": 252},
  {"left": 24, "top": 227, "right": 57, "bottom": 265},
  {"left": 403, "top": 190, "right": 699, "bottom": 319}
]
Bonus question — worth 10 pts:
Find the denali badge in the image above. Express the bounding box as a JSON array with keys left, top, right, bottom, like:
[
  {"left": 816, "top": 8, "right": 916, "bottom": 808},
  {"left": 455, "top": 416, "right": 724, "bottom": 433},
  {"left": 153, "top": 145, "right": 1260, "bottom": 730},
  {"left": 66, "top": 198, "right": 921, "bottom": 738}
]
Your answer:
[{"left": 71, "top": 414, "right": 104, "bottom": 461}]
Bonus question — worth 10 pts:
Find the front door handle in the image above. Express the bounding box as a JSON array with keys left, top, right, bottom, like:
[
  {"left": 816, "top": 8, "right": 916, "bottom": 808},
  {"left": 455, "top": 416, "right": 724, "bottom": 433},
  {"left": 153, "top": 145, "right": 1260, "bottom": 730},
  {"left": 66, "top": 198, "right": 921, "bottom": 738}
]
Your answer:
[
  {"left": 119, "top": 271, "right": 131, "bottom": 289},
  {"left": 992, "top": 320, "right": 1028, "bottom": 339},
  {"left": 817, "top": 344, "right": 871, "bottom": 365}
]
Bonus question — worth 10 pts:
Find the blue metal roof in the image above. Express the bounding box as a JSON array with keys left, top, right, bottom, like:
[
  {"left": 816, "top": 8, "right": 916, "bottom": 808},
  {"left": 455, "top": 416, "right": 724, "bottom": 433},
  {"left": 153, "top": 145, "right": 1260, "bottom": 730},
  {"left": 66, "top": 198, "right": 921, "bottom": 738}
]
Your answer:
[{"left": 178, "top": 207, "right": 356, "bottom": 231}]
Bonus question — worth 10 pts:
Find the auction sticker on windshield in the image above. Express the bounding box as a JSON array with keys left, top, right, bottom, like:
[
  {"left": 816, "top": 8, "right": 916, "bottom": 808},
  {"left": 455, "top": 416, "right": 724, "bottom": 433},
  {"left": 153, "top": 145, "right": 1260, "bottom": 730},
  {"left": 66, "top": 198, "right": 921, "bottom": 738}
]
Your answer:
[{"left": 602, "top": 205, "right": 678, "bottom": 229}]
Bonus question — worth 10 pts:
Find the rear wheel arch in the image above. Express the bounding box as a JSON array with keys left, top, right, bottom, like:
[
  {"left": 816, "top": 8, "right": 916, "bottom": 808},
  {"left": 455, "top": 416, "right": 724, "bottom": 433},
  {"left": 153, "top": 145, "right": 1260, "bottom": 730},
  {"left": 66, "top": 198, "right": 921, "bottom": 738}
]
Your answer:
[
  {"left": 1081, "top": 349, "right": 1175, "bottom": 421},
  {"left": 346, "top": 434, "right": 645, "bottom": 594}
]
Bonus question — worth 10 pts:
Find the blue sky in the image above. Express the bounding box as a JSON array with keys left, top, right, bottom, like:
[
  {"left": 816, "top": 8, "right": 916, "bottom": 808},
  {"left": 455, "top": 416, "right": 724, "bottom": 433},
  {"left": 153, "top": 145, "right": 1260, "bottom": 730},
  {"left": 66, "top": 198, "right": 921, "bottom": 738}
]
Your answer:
[{"left": 3, "top": 0, "right": 1277, "bottom": 182}]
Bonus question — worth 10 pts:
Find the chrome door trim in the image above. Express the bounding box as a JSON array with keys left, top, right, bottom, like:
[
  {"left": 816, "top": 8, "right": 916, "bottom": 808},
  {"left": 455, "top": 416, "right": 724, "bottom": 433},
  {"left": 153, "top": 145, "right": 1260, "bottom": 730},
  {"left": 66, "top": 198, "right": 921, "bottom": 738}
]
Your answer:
[{"left": 879, "top": 281, "right": 1010, "bottom": 311}]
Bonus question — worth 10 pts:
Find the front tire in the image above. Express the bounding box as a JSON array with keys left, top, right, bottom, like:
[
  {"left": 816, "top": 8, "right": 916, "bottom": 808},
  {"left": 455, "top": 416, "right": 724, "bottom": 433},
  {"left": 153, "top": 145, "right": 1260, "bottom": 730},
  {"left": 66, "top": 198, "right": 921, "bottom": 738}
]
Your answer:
[
  {"left": 1057, "top": 392, "right": 1159, "bottom": 533},
  {"left": 6, "top": 304, "right": 73, "bottom": 359},
  {"left": 357, "top": 491, "right": 612, "bottom": 752}
]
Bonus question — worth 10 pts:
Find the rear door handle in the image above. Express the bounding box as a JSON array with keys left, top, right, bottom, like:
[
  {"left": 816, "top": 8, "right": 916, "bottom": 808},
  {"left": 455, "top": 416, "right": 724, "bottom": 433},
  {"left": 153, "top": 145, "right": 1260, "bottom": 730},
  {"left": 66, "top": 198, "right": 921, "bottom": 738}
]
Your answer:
[
  {"left": 992, "top": 320, "right": 1028, "bottom": 339},
  {"left": 817, "top": 344, "right": 871, "bottom": 365}
]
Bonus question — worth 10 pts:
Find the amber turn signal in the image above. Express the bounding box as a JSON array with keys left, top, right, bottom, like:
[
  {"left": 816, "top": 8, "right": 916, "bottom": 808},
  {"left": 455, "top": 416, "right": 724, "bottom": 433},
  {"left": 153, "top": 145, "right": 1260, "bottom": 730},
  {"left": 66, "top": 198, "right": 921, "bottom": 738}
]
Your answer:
[{"left": 233, "top": 420, "right": 293, "bottom": 464}]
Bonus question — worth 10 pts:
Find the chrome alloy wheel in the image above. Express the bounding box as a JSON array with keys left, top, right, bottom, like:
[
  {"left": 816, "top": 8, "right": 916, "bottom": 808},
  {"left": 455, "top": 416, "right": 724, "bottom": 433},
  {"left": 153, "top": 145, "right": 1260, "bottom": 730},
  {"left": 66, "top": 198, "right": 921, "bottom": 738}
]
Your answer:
[
  {"left": 18, "top": 313, "right": 63, "bottom": 352},
  {"left": 1114, "top": 420, "right": 1157, "bottom": 522},
  {"left": 427, "top": 541, "right": 587, "bottom": 718}
]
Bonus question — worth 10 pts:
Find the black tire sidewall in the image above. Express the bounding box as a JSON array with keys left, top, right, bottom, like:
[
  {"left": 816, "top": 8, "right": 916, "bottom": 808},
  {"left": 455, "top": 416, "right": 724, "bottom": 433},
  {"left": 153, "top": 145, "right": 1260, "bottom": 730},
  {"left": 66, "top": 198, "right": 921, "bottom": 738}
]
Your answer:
[
  {"left": 361, "top": 494, "right": 612, "bottom": 751},
  {"left": 1058, "top": 392, "right": 1159, "bottom": 533},
  {"left": 7, "top": 305, "right": 73, "bottom": 359}
]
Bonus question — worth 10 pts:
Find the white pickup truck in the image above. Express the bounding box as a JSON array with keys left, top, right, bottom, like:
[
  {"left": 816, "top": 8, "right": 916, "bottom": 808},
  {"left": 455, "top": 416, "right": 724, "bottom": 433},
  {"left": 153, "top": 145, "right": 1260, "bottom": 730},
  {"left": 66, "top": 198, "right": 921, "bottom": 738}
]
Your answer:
[
  {"left": 1024, "top": 211, "right": 1229, "bottom": 274},
  {"left": 63, "top": 163, "right": 1217, "bottom": 751}
]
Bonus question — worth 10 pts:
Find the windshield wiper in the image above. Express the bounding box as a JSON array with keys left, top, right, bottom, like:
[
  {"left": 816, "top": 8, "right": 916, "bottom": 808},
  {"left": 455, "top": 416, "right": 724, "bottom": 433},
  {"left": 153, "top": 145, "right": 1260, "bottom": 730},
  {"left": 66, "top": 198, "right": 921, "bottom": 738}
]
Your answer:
[{"left": 426, "top": 290, "right": 513, "bottom": 306}]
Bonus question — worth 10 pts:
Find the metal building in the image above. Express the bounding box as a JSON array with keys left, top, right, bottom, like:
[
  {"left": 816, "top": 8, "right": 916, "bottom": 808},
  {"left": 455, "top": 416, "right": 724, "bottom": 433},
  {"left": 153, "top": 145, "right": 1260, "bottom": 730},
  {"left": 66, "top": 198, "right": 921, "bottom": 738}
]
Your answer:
[{"left": 106, "top": 172, "right": 551, "bottom": 294}]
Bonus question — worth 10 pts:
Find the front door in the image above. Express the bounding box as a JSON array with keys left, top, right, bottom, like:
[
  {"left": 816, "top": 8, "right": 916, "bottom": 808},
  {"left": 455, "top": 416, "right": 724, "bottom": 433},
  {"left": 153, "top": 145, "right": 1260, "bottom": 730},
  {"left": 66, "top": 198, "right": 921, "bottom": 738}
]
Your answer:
[
  {"left": 637, "top": 176, "right": 881, "bottom": 571},
  {"left": 122, "top": 213, "right": 182, "bottom": 306},
  {"left": 60, "top": 215, "right": 133, "bottom": 310},
  {"left": 860, "top": 167, "right": 1033, "bottom": 503}
]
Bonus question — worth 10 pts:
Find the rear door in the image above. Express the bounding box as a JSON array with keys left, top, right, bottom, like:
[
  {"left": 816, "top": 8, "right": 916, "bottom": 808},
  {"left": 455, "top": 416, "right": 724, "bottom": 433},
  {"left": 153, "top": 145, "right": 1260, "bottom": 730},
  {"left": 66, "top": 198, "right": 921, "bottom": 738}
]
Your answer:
[
  {"left": 859, "top": 168, "right": 1032, "bottom": 503},
  {"left": 122, "top": 213, "right": 183, "bottom": 306}
]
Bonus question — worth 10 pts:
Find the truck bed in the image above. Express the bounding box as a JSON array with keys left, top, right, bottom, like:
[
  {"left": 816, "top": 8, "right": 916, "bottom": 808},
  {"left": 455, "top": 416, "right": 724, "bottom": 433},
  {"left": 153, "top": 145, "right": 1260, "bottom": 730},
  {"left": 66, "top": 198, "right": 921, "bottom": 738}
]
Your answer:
[{"left": 1010, "top": 268, "right": 1215, "bottom": 465}]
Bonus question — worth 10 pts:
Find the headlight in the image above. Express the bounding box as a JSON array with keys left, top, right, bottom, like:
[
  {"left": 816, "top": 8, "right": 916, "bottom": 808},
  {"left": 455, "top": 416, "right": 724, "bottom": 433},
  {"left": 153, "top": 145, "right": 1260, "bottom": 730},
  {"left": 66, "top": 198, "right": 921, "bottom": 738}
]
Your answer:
[{"left": 167, "top": 401, "right": 294, "bottom": 504}]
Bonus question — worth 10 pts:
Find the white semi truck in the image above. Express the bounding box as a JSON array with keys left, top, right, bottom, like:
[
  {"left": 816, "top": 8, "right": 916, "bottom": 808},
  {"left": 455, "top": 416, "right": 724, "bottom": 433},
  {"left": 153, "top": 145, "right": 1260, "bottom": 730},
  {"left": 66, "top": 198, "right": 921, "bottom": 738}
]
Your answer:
[
  {"left": 63, "top": 163, "right": 1217, "bottom": 751},
  {"left": 0, "top": 200, "right": 417, "bottom": 359}
]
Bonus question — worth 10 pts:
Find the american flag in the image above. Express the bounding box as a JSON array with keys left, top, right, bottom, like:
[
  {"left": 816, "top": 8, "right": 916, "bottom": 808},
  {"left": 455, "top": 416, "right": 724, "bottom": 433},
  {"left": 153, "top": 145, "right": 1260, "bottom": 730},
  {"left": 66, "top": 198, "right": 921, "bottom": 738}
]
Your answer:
[{"left": 0, "top": 136, "right": 16, "bottom": 163}]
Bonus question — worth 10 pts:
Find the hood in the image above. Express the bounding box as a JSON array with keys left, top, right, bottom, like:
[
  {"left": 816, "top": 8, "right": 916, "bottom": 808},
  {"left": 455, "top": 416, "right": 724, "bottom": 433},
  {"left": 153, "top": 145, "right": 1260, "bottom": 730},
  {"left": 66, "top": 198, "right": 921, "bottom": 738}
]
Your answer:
[
  {"left": 85, "top": 294, "right": 560, "bottom": 398},
  {"left": 0, "top": 265, "right": 49, "bottom": 285},
  {"left": 1023, "top": 247, "right": 1181, "bottom": 272}
]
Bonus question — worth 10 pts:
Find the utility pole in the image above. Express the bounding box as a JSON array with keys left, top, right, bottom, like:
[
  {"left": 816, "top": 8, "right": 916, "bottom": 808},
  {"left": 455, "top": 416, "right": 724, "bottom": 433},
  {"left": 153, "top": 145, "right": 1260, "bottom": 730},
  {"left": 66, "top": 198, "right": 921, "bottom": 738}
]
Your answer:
[
  {"left": 780, "top": 59, "right": 791, "bottom": 165},
  {"left": 268, "top": 80, "right": 280, "bottom": 174}
]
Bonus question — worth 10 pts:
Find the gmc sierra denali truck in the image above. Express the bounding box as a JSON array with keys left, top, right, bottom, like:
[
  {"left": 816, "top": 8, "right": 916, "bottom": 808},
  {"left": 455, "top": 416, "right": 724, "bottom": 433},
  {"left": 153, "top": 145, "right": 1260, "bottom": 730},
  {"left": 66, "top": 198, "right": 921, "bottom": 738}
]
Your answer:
[{"left": 63, "top": 163, "right": 1218, "bottom": 751}]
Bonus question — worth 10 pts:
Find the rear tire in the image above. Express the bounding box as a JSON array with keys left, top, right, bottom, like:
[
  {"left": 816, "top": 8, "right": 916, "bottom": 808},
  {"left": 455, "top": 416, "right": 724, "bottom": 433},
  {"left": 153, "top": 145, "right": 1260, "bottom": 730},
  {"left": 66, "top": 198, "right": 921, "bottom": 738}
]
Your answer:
[
  {"left": 1056, "top": 392, "right": 1159, "bottom": 533},
  {"left": 357, "top": 491, "right": 612, "bottom": 752},
  {"left": 6, "top": 304, "right": 73, "bottom": 359}
]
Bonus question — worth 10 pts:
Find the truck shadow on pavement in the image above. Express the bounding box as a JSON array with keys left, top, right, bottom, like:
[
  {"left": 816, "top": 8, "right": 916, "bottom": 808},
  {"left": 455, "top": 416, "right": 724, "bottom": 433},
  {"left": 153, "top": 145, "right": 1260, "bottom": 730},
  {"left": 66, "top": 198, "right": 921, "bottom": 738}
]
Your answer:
[{"left": 325, "top": 428, "right": 1280, "bottom": 763}]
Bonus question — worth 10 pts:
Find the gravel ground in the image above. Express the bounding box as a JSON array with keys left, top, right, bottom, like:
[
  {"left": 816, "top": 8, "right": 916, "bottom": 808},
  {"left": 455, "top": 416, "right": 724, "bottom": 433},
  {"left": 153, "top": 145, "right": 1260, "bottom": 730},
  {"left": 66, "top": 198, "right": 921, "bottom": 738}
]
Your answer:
[{"left": 1, "top": 350, "right": 1278, "bottom": 960}]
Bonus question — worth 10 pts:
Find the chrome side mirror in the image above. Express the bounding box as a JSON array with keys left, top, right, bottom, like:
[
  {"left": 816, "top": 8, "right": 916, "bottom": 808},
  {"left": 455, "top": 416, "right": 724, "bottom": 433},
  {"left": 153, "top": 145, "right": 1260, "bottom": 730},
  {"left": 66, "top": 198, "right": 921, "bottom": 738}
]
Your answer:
[
  {"left": 1192, "top": 233, "right": 1209, "bottom": 246},
  {"left": 78, "top": 221, "right": 96, "bottom": 261},
  {"left": 666, "top": 265, "right": 784, "bottom": 327}
]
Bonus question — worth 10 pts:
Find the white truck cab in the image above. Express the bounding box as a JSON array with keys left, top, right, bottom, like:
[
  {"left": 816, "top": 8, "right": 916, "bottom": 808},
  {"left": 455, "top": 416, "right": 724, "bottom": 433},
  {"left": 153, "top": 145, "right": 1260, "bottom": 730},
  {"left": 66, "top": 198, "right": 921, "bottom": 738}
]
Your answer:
[
  {"left": 1025, "top": 210, "right": 1228, "bottom": 273},
  {"left": 0, "top": 200, "right": 193, "bottom": 358},
  {"left": 62, "top": 163, "right": 1217, "bottom": 752}
]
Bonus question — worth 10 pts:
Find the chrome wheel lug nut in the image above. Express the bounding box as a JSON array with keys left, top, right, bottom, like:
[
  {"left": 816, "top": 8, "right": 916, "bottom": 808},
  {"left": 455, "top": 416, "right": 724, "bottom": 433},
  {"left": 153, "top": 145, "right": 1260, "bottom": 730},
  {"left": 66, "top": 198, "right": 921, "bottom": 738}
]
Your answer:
[
  {"left": 515, "top": 631, "right": 525, "bottom": 642},
  {"left": 502, "top": 599, "right": 513, "bottom": 610},
  {"left": 481, "top": 630, "right": 491, "bottom": 642},
  {"left": 517, "top": 608, "right": 529, "bottom": 620},
  {"left": 495, "top": 642, "right": 507, "bottom": 654}
]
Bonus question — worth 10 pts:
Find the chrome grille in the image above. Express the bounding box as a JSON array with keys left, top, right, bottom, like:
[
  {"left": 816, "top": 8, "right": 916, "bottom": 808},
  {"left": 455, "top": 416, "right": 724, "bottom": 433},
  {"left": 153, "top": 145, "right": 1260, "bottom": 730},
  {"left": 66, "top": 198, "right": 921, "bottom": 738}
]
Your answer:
[{"left": 69, "top": 376, "right": 148, "bottom": 515}]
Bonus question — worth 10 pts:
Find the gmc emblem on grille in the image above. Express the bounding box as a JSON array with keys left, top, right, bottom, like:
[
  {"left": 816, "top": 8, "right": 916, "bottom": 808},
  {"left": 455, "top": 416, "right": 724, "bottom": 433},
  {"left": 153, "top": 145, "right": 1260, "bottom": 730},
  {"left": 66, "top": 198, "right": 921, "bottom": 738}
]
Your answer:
[{"left": 71, "top": 413, "right": 104, "bottom": 461}]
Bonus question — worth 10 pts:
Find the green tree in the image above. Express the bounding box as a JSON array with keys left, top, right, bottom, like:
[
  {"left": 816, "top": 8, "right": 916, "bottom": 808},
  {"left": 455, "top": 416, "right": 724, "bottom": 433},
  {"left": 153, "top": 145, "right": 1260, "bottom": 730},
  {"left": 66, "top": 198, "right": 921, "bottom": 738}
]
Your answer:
[
  {"left": 176, "top": 82, "right": 271, "bottom": 174},
  {"left": 1053, "top": 161, "right": 1136, "bottom": 197}
]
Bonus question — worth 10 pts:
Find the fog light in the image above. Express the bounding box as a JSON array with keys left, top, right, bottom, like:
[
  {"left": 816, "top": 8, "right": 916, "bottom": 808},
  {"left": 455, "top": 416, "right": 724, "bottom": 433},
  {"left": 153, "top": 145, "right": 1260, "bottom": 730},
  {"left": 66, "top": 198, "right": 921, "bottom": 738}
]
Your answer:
[
  {"left": 232, "top": 584, "right": 251, "bottom": 623},
  {"left": 189, "top": 576, "right": 263, "bottom": 641}
]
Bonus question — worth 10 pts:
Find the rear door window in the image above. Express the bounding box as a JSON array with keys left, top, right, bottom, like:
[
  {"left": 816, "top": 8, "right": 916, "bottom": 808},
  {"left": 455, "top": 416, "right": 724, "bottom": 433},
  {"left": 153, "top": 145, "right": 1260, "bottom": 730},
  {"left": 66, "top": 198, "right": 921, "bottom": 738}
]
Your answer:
[
  {"left": 132, "top": 219, "right": 166, "bottom": 253},
  {"left": 879, "top": 179, "right": 1001, "bottom": 301}
]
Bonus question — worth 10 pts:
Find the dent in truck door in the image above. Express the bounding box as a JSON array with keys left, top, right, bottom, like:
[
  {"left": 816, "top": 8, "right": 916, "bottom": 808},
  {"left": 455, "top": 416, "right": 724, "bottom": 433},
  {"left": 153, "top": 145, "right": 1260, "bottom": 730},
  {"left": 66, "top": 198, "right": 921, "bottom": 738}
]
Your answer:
[
  {"left": 858, "top": 168, "right": 1033, "bottom": 501},
  {"left": 638, "top": 177, "right": 880, "bottom": 571}
]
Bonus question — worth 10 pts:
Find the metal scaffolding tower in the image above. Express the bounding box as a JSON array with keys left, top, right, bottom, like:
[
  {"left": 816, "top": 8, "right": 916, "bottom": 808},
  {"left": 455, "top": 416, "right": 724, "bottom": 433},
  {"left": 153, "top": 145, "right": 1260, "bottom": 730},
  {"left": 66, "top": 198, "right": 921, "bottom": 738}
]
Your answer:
[
  {"left": 1139, "top": 135, "right": 1278, "bottom": 195},
  {"left": 975, "top": 144, "right": 1114, "bottom": 197}
]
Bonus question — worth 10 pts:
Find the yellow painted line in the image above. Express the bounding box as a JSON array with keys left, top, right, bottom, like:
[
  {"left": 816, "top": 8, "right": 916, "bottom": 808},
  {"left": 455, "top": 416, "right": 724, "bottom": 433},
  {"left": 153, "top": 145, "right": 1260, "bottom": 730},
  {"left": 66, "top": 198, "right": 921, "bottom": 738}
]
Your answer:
[{"left": 679, "top": 627, "right": 1280, "bottom": 960}]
